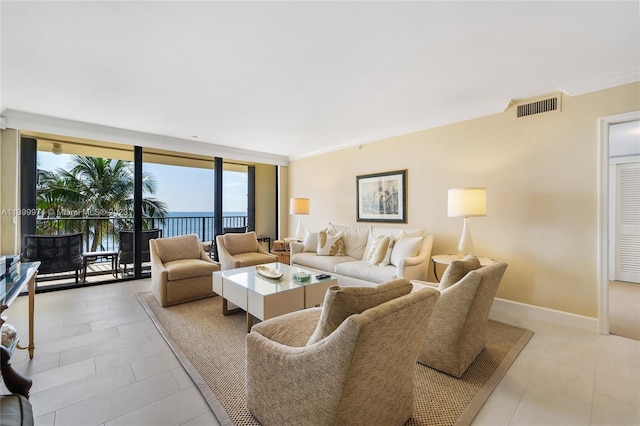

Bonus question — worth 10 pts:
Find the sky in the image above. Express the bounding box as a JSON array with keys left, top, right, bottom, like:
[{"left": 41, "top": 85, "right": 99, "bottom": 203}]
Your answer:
[{"left": 38, "top": 152, "right": 248, "bottom": 213}]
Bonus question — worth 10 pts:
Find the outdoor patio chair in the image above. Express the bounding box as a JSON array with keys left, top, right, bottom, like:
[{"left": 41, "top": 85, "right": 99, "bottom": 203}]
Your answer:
[
  {"left": 118, "top": 229, "right": 162, "bottom": 275},
  {"left": 21, "top": 232, "right": 84, "bottom": 284}
]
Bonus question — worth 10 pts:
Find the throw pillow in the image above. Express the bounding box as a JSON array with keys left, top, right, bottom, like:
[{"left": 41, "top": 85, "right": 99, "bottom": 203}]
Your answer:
[
  {"left": 302, "top": 231, "right": 320, "bottom": 252},
  {"left": 379, "top": 237, "right": 395, "bottom": 266},
  {"left": 439, "top": 255, "right": 482, "bottom": 290},
  {"left": 317, "top": 231, "right": 346, "bottom": 256},
  {"left": 306, "top": 279, "right": 413, "bottom": 345},
  {"left": 365, "top": 234, "right": 392, "bottom": 265},
  {"left": 389, "top": 236, "right": 423, "bottom": 266}
]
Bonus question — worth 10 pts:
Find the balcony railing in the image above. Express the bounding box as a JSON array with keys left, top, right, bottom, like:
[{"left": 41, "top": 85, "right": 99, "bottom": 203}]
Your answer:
[{"left": 34, "top": 214, "right": 248, "bottom": 252}]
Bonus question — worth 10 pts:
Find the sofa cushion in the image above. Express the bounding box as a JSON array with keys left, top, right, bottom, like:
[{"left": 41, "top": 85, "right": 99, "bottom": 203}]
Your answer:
[
  {"left": 164, "top": 258, "right": 219, "bottom": 281},
  {"left": 365, "top": 234, "right": 392, "bottom": 265},
  {"left": 306, "top": 278, "right": 413, "bottom": 345},
  {"left": 232, "top": 252, "right": 278, "bottom": 268},
  {"left": 317, "top": 231, "right": 346, "bottom": 256},
  {"left": 290, "top": 252, "right": 356, "bottom": 272},
  {"left": 334, "top": 260, "right": 398, "bottom": 283},
  {"left": 439, "top": 255, "right": 482, "bottom": 290},
  {"left": 327, "top": 223, "right": 370, "bottom": 259},
  {"left": 154, "top": 234, "right": 201, "bottom": 263},
  {"left": 223, "top": 231, "right": 258, "bottom": 255},
  {"left": 390, "top": 236, "right": 423, "bottom": 266}
]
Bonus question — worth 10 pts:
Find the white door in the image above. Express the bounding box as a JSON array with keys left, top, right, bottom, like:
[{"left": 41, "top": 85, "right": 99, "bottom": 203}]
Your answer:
[{"left": 615, "top": 161, "right": 640, "bottom": 283}]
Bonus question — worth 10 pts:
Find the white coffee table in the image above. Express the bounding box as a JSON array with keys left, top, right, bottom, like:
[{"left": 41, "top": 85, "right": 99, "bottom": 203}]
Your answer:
[{"left": 213, "top": 262, "right": 337, "bottom": 331}]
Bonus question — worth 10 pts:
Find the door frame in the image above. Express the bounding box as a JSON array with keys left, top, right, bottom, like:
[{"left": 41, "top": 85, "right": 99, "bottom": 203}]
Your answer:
[{"left": 598, "top": 111, "right": 640, "bottom": 334}]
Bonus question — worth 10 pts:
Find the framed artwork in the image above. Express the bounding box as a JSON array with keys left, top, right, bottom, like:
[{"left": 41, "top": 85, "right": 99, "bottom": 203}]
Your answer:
[{"left": 356, "top": 169, "right": 407, "bottom": 223}]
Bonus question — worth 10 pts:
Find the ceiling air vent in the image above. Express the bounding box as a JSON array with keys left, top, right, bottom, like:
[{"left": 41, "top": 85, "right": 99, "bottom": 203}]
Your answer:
[{"left": 516, "top": 96, "right": 559, "bottom": 118}]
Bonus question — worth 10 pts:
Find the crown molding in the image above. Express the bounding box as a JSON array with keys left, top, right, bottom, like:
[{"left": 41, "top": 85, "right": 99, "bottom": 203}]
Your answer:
[{"left": 560, "top": 68, "right": 640, "bottom": 96}]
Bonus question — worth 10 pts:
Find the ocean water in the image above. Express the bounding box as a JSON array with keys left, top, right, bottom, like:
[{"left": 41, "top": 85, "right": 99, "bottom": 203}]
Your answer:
[{"left": 159, "top": 211, "right": 247, "bottom": 240}]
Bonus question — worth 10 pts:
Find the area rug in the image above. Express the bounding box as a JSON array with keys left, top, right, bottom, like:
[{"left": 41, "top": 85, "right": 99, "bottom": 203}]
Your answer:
[{"left": 137, "top": 292, "right": 533, "bottom": 426}]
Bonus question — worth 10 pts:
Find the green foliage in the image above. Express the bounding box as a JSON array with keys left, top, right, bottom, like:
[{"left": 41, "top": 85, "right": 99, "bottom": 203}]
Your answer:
[{"left": 36, "top": 156, "right": 168, "bottom": 251}]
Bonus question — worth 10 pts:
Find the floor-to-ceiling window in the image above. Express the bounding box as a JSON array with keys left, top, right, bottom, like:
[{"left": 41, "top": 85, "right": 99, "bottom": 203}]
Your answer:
[
  {"left": 31, "top": 135, "right": 138, "bottom": 288},
  {"left": 20, "top": 133, "right": 269, "bottom": 290}
]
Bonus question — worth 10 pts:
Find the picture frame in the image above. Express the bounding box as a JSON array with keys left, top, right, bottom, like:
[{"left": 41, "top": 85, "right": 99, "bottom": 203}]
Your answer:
[{"left": 356, "top": 169, "right": 407, "bottom": 223}]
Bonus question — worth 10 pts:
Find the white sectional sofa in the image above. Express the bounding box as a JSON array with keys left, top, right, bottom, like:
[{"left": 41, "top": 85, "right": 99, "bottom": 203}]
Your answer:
[{"left": 290, "top": 223, "right": 433, "bottom": 287}]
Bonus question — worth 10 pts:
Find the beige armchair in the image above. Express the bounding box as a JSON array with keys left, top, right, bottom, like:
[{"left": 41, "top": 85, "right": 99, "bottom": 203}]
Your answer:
[
  {"left": 412, "top": 257, "right": 508, "bottom": 377},
  {"left": 149, "top": 234, "right": 220, "bottom": 307},
  {"left": 215, "top": 231, "right": 277, "bottom": 270},
  {"left": 246, "top": 280, "right": 440, "bottom": 426}
]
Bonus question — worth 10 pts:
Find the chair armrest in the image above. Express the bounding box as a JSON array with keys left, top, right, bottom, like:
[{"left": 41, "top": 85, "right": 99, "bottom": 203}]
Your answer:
[
  {"left": 199, "top": 251, "right": 219, "bottom": 267},
  {"left": 410, "top": 279, "right": 439, "bottom": 290},
  {"left": 215, "top": 235, "right": 239, "bottom": 270},
  {"left": 255, "top": 242, "right": 271, "bottom": 255},
  {"left": 150, "top": 252, "right": 168, "bottom": 284}
]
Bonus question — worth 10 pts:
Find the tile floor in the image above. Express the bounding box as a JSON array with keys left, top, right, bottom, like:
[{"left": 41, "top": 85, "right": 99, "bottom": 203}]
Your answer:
[{"left": 2, "top": 279, "right": 639, "bottom": 426}]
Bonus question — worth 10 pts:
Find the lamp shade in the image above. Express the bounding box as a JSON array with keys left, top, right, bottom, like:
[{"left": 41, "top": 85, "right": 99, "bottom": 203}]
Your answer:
[
  {"left": 448, "top": 188, "right": 487, "bottom": 218},
  {"left": 290, "top": 198, "right": 310, "bottom": 215}
]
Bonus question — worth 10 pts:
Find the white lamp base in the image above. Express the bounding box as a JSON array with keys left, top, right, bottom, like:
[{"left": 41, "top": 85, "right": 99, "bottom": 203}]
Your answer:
[
  {"left": 295, "top": 216, "right": 305, "bottom": 239},
  {"left": 457, "top": 217, "right": 475, "bottom": 258}
]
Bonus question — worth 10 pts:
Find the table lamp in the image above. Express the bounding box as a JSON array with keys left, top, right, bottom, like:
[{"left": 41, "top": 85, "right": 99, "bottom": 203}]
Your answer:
[
  {"left": 290, "top": 197, "right": 310, "bottom": 239},
  {"left": 448, "top": 188, "right": 486, "bottom": 258}
]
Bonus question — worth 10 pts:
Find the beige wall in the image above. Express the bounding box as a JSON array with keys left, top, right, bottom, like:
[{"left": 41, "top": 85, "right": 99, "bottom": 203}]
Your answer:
[
  {"left": 0, "top": 129, "right": 20, "bottom": 255},
  {"left": 288, "top": 82, "right": 640, "bottom": 318},
  {"left": 278, "top": 165, "right": 290, "bottom": 240},
  {"left": 254, "top": 163, "right": 277, "bottom": 241}
]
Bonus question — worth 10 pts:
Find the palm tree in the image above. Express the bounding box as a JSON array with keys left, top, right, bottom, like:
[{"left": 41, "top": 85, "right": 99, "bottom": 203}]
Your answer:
[{"left": 37, "top": 156, "right": 168, "bottom": 251}]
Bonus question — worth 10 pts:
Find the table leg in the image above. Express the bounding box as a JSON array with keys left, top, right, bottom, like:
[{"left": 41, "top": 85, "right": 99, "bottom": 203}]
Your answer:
[
  {"left": 222, "top": 299, "right": 242, "bottom": 316},
  {"left": 247, "top": 313, "right": 255, "bottom": 333},
  {"left": 15, "top": 273, "right": 36, "bottom": 359},
  {"left": 432, "top": 259, "right": 441, "bottom": 282},
  {"left": 112, "top": 254, "right": 119, "bottom": 278},
  {"left": 83, "top": 256, "right": 89, "bottom": 283}
]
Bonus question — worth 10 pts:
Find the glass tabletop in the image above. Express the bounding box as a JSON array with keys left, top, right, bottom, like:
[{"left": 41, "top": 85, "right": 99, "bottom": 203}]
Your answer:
[{"left": 1, "top": 261, "right": 41, "bottom": 307}]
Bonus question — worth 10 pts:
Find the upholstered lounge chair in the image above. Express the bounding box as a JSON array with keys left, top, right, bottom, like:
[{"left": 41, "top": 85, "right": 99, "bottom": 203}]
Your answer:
[
  {"left": 246, "top": 279, "right": 440, "bottom": 426},
  {"left": 215, "top": 231, "right": 277, "bottom": 270},
  {"left": 149, "top": 234, "right": 220, "bottom": 307},
  {"left": 412, "top": 257, "right": 508, "bottom": 378}
]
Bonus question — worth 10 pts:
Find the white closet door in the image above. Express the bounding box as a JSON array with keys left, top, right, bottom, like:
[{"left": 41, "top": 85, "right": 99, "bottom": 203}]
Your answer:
[{"left": 615, "top": 161, "right": 640, "bottom": 283}]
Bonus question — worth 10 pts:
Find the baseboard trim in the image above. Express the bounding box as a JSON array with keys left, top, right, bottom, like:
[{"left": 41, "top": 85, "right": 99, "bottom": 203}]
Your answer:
[{"left": 489, "top": 297, "right": 599, "bottom": 333}]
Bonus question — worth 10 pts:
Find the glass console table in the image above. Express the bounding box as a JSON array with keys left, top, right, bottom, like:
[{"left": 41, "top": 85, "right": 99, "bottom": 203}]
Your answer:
[
  {"left": 1, "top": 261, "right": 40, "bottom": 359},
  {"left": 1, "top": 260, "right": 39, "bottom": 398}
]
